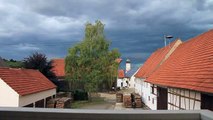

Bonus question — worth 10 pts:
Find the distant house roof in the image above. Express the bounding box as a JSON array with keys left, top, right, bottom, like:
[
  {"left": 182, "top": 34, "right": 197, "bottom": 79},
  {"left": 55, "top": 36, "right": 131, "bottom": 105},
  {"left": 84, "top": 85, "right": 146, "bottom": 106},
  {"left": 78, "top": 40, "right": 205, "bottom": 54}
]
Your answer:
[
  {"left": 51, "top": 58, "right": 65, "bottom": 78},
  {"left": 118, "top": 69, "right": 125, "bottom": 78},
  {"left": 116, "top": 58, "right": 122, "bottom": 64},
  {"left": 146, "top": 30, "right": 213, "bottom": 94},
  {"left": 126, "top": 67, "right": 139, "bottom": 78},
  {"left": 135, "top": 39, "right": 182, "bottom": 78},
  {"left": 0, "top": 57, "right": 7, "bottom": 67},
  {"left": 0, "top": 68, "right": 56, "bottom": 96}
]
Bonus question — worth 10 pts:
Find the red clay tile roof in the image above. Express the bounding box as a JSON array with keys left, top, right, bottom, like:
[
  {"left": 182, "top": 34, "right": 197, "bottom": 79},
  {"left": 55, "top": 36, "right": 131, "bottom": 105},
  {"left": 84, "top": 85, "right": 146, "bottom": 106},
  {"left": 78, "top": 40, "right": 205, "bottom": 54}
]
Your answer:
[
  {"left": 51, "top": 58, "right": 65, "bottom": 78},
  {"left": 146, "top": 29, "right": 213, "bottom": 94},
  {"left": 118, "top": 69, "right": 125, "bottom": 78},
  {"left": 135, "top": 39, "right": 180, "bottom": 78},
  {"left": 0, "top": 68, "right": 56, "bottom": 96},
  {"left": 116, "top": 58, "right": 122, "bottom": 64}
]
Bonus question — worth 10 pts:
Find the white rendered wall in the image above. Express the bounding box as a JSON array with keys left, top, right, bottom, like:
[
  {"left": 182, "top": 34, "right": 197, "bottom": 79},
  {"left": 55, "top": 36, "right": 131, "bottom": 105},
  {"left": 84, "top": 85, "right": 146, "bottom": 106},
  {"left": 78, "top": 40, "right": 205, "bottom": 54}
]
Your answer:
[
  {"left": 0, "top": 78, "right": 19, "bottom": 107},
  {"left": 134, "top": 78, "right": 142, "bottom": 95},
  {"left": 19, "top": 89, "right": 56, "bottom": 107},
  {"left": 117, "top": 78, "right": 123, "bottom": 87},
  {"left": 123, "top": 78, "right": 128, "bottom": 87},
  {"left": 168, "top": 88, "right": 201, "bottom": 110},
  {"left": 141, "top": 82, "right": 157, "bottom": 110},
  {"left": 117, "top": 78, "right": 128, "bottom": 88},
  {"left": 129, "top": 68, "right": 140, "bottom": 88},
  {"left": 134, "top": 78, "right": 157, "bottom": 110},
  {"left": 129, "top": 76, "right": 135, "bottom": 88}
]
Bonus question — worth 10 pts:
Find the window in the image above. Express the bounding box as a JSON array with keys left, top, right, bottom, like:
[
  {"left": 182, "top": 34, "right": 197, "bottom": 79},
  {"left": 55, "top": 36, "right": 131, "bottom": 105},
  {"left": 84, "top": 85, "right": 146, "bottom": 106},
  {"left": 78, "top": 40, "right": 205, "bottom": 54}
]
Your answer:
[
  {"left": 151, "top": 84, "right": 157, "bottom": 95},
  {"left": 148, "top": 96, "right": 150, "bottom": 101},
  {"left": 152, "top": 98, "right": 154, "bottom": 104},
  {"left": 151, "top": 84, "right": 154, "bottom": 94}
]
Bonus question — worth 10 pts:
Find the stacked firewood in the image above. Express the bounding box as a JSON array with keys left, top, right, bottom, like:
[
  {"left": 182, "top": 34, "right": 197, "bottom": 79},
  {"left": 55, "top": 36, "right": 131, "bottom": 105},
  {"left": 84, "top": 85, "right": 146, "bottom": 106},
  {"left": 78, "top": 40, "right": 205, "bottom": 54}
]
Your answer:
[
  {"left": 116, "top": 93, "right": 123, "bottom": 102},
  {"left": 133, "top": 94, "right": 142, "bottom": 108},
  {"left": 55, "top": 97, "right": 71, "bottom": 108},
  {"left": 46, "top": 98, "right": 60, "bottom": 108},
  {"left": 123, "top": 94, "right": 132, "bottom": 108},
  {"left": 47, "top": 97, "right": 71, "bottom": 108}
]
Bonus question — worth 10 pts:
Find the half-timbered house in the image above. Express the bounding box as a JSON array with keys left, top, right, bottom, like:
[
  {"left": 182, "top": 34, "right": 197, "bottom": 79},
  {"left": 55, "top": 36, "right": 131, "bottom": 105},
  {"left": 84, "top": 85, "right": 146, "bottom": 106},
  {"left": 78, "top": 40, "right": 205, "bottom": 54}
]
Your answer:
[
  {"left": 134, "top": 39, "right": 182, "bottom": 110},
  {"left": 0, "top": 68, "right": 56, "bottom": 107},
  {"left": 146, "top": 30, "right": 213, "bottom": 111}
]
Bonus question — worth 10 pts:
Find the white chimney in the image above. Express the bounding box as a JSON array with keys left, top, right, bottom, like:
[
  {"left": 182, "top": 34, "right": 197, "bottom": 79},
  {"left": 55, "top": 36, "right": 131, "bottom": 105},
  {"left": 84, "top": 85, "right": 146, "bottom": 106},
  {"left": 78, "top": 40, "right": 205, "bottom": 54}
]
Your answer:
[{"left": 126, "top": 59, "right": 131, "bottom": 72}]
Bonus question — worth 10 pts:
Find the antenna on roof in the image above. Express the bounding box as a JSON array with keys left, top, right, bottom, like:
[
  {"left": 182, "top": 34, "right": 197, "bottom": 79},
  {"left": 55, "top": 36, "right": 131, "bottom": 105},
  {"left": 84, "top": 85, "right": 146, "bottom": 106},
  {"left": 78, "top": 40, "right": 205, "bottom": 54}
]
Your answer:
[{"left": 164, "top": 35, "right": 173, "bottom": 47}]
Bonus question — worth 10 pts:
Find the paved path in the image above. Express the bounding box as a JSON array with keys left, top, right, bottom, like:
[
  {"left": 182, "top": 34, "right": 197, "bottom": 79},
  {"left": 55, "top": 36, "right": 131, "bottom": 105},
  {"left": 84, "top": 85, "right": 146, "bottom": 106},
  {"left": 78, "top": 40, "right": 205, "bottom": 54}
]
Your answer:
[
  {"left": 75, "top": 88, "right": 150, "bottom": 110},
  {"left": 80, "top": 102, "right": 115, "bottom": 109},
  {"left": 79, "top": 93, "right": 116, "bottom": 110}
]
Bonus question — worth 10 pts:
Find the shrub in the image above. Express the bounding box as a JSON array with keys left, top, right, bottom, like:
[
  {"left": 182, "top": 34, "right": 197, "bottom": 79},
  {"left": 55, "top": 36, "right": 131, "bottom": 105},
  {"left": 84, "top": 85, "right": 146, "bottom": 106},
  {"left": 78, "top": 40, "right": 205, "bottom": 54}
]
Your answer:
[{"left": 73, "top": 89, "right": 88, "bottom": 100}]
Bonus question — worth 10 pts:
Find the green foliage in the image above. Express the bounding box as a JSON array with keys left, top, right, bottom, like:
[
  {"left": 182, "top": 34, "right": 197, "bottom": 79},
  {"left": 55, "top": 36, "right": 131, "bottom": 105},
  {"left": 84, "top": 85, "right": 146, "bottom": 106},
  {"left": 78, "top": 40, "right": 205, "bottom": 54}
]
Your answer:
[
  {"left": 23, "top": 52, "right": 56, "bottom": 79},
  {"left": 71, "top": 97, "right": 105, "bottom": 108},
  {"left": 65, "top": 20, "right": 120, "bottom": 93},
  {"left": 4, "top": 59, "right": 23, "bottom": 68},
  {"left": 73, "top": 89, "right": 88, "bottom": 100}
]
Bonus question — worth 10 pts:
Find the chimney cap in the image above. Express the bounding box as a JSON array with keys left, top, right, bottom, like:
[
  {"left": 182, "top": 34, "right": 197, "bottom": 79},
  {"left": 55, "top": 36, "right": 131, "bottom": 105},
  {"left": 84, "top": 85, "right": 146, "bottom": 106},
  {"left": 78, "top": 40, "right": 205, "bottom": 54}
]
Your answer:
[{"left": 126, "top": 59, "right": 131, "bottom": 63}]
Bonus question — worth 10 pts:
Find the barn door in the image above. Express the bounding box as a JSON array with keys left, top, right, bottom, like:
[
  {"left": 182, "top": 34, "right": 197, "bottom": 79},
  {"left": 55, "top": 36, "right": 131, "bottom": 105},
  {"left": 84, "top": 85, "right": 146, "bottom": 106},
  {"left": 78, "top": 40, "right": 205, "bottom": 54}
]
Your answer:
[
  {"left": 201, "top": 93, "right": 213, "bottom": 111},
  {"left": 157, "top": 87, "right": 168, "bottom": 110}
]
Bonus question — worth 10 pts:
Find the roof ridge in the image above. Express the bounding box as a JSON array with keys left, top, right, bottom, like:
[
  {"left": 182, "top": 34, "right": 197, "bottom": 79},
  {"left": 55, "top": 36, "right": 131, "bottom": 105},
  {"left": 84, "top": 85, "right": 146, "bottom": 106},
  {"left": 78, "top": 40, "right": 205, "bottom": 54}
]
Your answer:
[
  {"left": 0, "top": 67, "right": 39, "bottom": 72},
  {"left": 183, "top": 29, "right": 213, "bottom": 44},
  {"left": 146, "top": 30, "right": 213, "bottom": 93},
  {"left": 52, "top": 58, "right": 64, "bottom": 60},
  {"left": 135, "top": 39, "right": 182, "bottom": 78}
]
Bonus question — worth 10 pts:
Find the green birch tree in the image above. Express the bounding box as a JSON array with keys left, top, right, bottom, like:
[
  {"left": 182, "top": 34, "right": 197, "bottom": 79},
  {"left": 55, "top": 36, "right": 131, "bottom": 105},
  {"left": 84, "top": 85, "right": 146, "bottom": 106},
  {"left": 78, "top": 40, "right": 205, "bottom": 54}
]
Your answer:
[{"left": 65, "top": 20, "right": 120, "bottom": 100}]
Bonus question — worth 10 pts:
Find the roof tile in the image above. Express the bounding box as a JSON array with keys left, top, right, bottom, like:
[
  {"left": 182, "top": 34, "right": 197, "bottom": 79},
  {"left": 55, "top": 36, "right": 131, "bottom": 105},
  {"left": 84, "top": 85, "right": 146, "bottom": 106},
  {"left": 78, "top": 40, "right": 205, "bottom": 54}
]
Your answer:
[
  {"left": 0, "top": 68, "right": 56, "bottom": 96},
  {"left": 146, "top": 29, "right": 213, "bottom": 93},
  {"left": 135, "top": 39, "right": 181, "bottom": 78},
  {"left": 51, "top": 58, "right": 65, "bottom": 78},
  {"left": 118, "top": 69, "right": 125, "bottom": 78}
]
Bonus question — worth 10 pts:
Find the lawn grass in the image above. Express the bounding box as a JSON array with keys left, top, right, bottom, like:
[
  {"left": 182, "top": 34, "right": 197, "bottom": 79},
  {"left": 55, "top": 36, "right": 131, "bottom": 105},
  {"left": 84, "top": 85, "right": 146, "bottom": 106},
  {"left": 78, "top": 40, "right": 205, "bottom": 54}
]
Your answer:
[{"left": 71, "top": 97, "right": 105, "bottom": 108}]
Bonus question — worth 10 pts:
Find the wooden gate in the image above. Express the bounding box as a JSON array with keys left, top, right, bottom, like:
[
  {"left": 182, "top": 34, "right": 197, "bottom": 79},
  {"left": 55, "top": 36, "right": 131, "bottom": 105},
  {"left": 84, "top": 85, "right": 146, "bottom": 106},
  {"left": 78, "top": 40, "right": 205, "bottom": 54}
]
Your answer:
[{"left": 157, "top": 87, "right": 168, "bottom": 110}]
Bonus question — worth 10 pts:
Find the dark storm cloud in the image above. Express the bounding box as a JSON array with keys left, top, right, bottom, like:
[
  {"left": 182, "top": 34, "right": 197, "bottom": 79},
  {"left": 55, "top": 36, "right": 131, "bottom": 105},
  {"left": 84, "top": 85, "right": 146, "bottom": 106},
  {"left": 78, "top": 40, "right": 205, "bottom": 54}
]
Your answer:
[{"left": 0, "top": 0, "right": 213, "bottom": 67}]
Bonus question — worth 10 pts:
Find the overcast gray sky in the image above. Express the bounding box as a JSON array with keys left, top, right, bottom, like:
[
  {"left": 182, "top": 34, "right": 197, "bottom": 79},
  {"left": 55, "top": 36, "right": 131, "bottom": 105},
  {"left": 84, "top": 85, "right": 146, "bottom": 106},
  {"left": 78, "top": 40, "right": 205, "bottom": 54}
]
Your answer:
[{"left": 0, "top": 0, "right": 212, "bottom": 66}]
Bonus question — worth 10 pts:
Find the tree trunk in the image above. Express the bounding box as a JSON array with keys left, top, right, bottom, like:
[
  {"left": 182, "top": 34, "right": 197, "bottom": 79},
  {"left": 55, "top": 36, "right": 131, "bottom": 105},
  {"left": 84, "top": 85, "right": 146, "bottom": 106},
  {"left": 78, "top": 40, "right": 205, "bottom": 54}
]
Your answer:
[{"left": 88, "top": 92, "right": 92, "bottom": 102}]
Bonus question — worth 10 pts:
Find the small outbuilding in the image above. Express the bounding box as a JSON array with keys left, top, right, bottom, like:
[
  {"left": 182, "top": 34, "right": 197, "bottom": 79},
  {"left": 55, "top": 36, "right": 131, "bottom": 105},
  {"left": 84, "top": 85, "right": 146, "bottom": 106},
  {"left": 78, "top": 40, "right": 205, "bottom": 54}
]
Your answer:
[{"left": 0, "top": 68, "right": 56, "bottom": 107}]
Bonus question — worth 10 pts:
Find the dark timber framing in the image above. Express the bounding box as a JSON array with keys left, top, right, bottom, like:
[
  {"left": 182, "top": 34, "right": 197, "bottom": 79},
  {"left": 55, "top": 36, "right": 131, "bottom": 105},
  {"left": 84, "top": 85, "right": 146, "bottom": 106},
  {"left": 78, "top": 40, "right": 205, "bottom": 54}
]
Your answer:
[{"left": 168, "top": 88, "right": 201, "bottom": 110}]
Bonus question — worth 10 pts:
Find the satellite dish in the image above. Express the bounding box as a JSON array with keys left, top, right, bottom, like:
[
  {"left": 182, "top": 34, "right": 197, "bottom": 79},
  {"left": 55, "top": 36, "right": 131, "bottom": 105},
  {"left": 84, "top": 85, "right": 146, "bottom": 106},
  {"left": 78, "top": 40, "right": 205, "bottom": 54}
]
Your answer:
[
  {"left": 164, "top": 35, "right": 173, "bottom": 46},
  {"left": 166, "top": 35, "right": 173, "bottom": 39}
]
